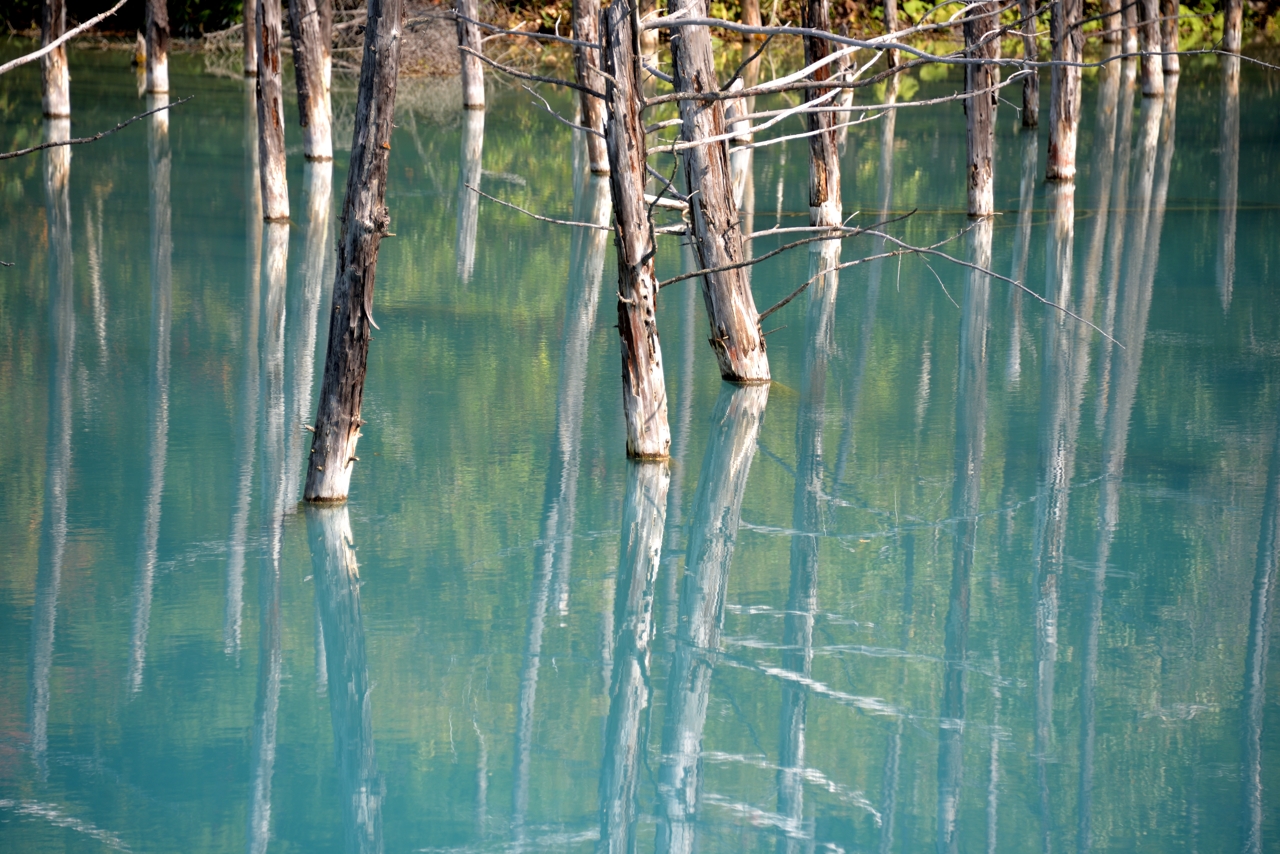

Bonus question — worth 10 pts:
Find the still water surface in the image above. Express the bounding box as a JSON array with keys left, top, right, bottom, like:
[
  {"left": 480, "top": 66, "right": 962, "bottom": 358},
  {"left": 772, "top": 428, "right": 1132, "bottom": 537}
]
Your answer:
[{"left": 1, "top": 44, "right": 1279, "bottom": 853}]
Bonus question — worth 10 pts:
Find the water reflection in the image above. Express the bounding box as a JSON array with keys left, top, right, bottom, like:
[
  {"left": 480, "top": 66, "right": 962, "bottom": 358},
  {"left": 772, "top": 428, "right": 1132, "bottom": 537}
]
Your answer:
[
  {"left": 1005, "top": 130, "right": 1035, "bottom": 389},
  {"left": 1216, "top": 56, "right": 1240, "bottom": 313},
  {"left": 457, "top": 109, "right": 484, "bottom": 284}
]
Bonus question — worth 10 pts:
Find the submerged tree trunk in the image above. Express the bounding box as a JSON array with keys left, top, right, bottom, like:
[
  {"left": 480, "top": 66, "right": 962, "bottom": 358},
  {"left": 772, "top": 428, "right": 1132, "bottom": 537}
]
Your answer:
[
  {"left": 602, "top": 2, "right": 671, "bottom": 460},
  {"left": 456, "top": 109, "right": 484, "bottom": 283},
  {"left": 573, "top": 0, "right": 608, "bottom": 174},
  {"left": 1137, "top": 0, "right": 1164, "bottom": 96},
  {"left": 1160, "top": 0, "right": 1179, "bottom": 73},
  {"left": 1047, "top": 0, "right": 1083, "bottom": 180},
  {"left": 145, "top": 0, "right": 169, "bottom": 93},
  {"left": 1100, "top": 0, "right": 1120, "bottom": 41},
  {"left": 668, "top": 0, "right": 769, "bottom": 384},
  {"left": 1224, "top": 0, "right": 1242, "bottom": 52},
  {"left": 244, "top": 0, "right": 259, "bottom": 74},
  {"left": 41, "top": 0, "right": 70, "bottom": 117},
  {"left": 802, "top": 0, "right": 842, "bottom": 228},
  {"left": 288, "top": 0, "right": 334, "bottom": 160},
  {"left": 1216, "top": 56, "right": 1239, "bottom": 312},
  {"left": 256, "top": 0, "right": 290, "bottom": 220},
  {"left": 1017, "top": 0, "right": 1038, "bottom": 127},
  {"left": 964, "top": 0, "right": 999, "bottom": 215},
  {"left": 456, "top": 0, "right": 485, "bottom": 108},
  {"left": 1121, "top": 0, "right": 1139, "bottom": 52},
  {"left": 304, "top": 0, "right": 403, "bottom": 502}
]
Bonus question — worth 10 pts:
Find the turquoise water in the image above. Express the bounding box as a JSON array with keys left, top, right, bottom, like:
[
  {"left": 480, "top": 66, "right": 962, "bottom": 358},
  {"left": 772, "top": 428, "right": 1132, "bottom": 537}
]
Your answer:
[{"left": 1, "top": 42, "right": 1279, "bottom": 853}]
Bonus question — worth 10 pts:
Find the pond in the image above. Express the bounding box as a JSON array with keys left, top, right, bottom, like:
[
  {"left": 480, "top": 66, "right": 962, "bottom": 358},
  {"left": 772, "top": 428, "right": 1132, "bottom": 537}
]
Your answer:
[{"left": 1, "top": 41, "right": 1279, "bottom": 854}]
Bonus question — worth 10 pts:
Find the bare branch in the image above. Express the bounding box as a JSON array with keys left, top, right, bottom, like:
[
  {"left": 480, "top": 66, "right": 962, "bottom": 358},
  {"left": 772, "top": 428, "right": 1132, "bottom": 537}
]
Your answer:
[
  {"left": 520, "top": 84, "right": 605, "bottom": 138},
  {"left": 459, "top": 46, "right": 605, "bottom": 100},
  {"left": 446, "top": 10, "right": 599, "bottom": 49},
  {"left": 0, "top": 0, "right": 129, "bottom": 77},
  {"left": 466, "top": 183, "right": 612, "bottom": 230},
  {"left": 0, "top": 96, "right": 194, "bottom": 161}
]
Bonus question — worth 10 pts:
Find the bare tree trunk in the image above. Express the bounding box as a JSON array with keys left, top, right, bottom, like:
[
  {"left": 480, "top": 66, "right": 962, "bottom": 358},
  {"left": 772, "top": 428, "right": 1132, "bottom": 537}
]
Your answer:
[
  {"left": 669, "top": 0, "right": 769, "bottom": 383},
  {"left": 573, "top": 0, "right": 609, "bottom": 174},
  {"left": 884, "top": 0, "right": 899, "bottom": 66},
  {"left": 1017, "top": 0, "right": 1038, "bottom": 127},
  {"left": 245, "top": 0, "right": 259, "bottom": 74},
  {"left": 145, "top": 0, "right": 169, "bottom": 93},
  {"left": 1100, "top": 0, "right": 1120, "bottom": 41},
  {"left": 1160, "top": 0, "right": 1179, "bottom": 73},
  {"left": 1121, "top": 0, "right": 1139, "bottom": 52},
  {"left": 1137, "top": 0, "right": 1164, "bottom": 96},
  {"left": 603, "top": 2, "right": 671, "bottom": 459},
  {"left": 802, "top": 0, "right": 842, "bottom": 227},
  {"left": 964, "top": 1, "right": 999, "bottom": 214},
  {"left": 41, "top": 0, "right": 70, "bottom": 117},
  {"left": 456, "top": 109, "right": 483, "bottom": 283},
  {"left": 319, "top": 0, "right": 333, "bottom": 93},
  {"left": 304, "top": 0, "right": 403, "bottom": 503},
  {"left": 456, "top": 0, "right": 485, "bottom": 108},
  {"left": 1224, "top": 0, "right": 1242, "bottom": 52},
  {"left": 1216, "top": 55, "right": 1240, "bottom": 313},
  {"left": 289, "top": 0, "right": 334, "bottom": 160},
  {"left": 1047, "top": 0, "right": 1082, "bottom": 180},
  {"left": 256, "top": 0, "right": 290, "bottom": 220}
]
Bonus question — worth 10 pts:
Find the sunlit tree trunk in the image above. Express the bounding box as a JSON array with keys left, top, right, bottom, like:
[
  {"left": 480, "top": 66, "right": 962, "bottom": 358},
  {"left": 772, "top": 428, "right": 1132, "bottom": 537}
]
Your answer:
[
  {"left": 1121, "top": 0, "right": 1139, "bottom": 52},
  {"left": 244, "top": 0, "right": 259, "bottom": 74},
  {"left": 289, "top": 0, "right": 334, "bottom": 160},
  {"left": 1017, "top": 0, "right": 1038, "bottom": 127},
  {"left": 456, "top": 0, "right": 485, "bottom": 108},
  {"left": 964, "top": 0, "right": 999, "bottom": 214},
  {"left": 1100, "top": 0, "right": 1120, "bottom": 41},
  {"left": 1216, "top": 56, "right": 1240, "bottom": 313},
  {"left": 304, "top": 0, "right": 403, "bottom": 502},
  {"left": 256, "top": 0, "right": 290, "bottom": 220},
  {"left": 572, "top": 0, "right": 608, "bottom": 174},
  {"left": 1137, "top": 0, "right": 1164, "bottom": 96},
  {"left": 884, "top": 0, "right": 899, "bottom": 66},
  {"left": 456, "top": 109, "right": 484, "bottom": 283},
  {"left": 145, "top": 0, "right": 169, "bottom": 93},
  {"left": 41, "top": 0, "right": 70, "bottom": 117},
  {"left": 1223, "top": 0, "right": 1242, "bottom": 52},
  {"left": 1047, "top": 0, "right": 1083, "bottom": 180},
  {"left": 802, "top": 0, "right": 842, "bottom": 228},
  {"left": 1160, "top": 0, "right": 1179, "bottom": 73}
]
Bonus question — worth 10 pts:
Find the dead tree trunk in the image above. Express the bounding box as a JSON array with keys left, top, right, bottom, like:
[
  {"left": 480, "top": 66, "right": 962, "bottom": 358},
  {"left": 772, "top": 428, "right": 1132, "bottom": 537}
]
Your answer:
[
  {"left": 1121, "top": 0, "right": 1139, "bottom": 52},
  {"left": 145, "top": 0, "right": 169, "bottom": 93},
  {"left": 256, "top": 0, "right": 290, "bottom": 220},
  {"left": 1160, "top": 0, "right": 1180, "bottom": 73},
  {"left": 1047, "top": 0, "right": 1083, "bottom": 180},
  {"left": 319, "top": 0, "right": 333, "bottom": 92},
  {"left": 884, "top": 0, "right": 899, "bottom": 66},
  {"left": 41, "top": 0, "right": 70, "bottom": 117},
  {"left": 573, "top": 0, "right": 609, "bottom": 174},
  {"left": 1216, "top": 56, "right": 1240, "bottom": 313},
  {"left": 669, "top": 0, "right": 769, "bottom": 383},
  {"left": 603, "top": 2, "right": 671, "bottom": 459},
  {"left": 244, "top": 0, "right": 259, "bottom": 74},
  {"left": 304, "top": 0, "right": 403, "bottom": 502},
  {"left": 288, "top": 0, "right": 334, "bottom": 160},
  {"left": 1100, "top": 0, "right": 1120, "bottom": 42},
  {"left": 456, "top": 0, "right": 485, "bottom": 109},
  {"left": 1224, "top": 0, "right": 1242, "bottom": 53},
  {"left": 1017, "top": 0, "right": 1038, "bottom": 127},
  {"left": 802, "top": 0, "right": 842, "bottom": 228},
  {"left": 1137, "top": 0, "right": 1164, "bottom": 96},
  {"left": 964, "top": 0, "right": 999, "bottom": 215}
]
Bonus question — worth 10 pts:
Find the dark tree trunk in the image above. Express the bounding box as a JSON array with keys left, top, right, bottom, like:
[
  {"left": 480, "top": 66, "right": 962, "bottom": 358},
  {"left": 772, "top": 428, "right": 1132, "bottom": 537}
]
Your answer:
[
  {"left": 573, "top": 0, "right": 609, "bottom": 174},
  {"left": 304, "top": 0, "right": 404, "bottom": 502},
  {"left": 288, "top": 0, "right": 334, "bottom": 160},
  {"left": 802, "top": 0, "right": 842, "bottom": 227},
  {"left": 964, "top": 0, "right": 999, "bottom": 214},
  {"left": 256, "top": 0, "right": 290, "bottom": 220},
  {"left": 145, "top": 0, "right": 169, "bottom": 93},
  {"left": 1160, "top": 0, "right": 1180, "bottom": 73},
  {"left": 1047, "top": 0, "right": 1083, "bottom": 180},
  {"left": 41, "top": 0, "right": 70, "bottom": 116},
  {"left": 1017, "top": 0, "right": 1038, "bottom": 127}
]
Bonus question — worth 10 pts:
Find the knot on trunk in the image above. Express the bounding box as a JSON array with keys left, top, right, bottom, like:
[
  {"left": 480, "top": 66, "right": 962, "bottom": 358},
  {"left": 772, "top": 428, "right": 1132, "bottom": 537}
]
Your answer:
[{"left": 373, "top": 206, "right": 391, "bottom": 233}]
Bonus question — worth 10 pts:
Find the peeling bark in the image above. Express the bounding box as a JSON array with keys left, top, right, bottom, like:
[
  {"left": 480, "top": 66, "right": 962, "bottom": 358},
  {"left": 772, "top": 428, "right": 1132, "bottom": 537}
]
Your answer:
[{"left": 288, "top": 0, "right": 334, "bottom": 160}]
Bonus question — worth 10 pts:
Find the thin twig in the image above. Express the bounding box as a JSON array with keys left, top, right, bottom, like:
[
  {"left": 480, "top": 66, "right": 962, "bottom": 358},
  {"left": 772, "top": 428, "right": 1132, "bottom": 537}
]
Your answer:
[
  {"left": 0, "top": 96, "right": 194, "bottom": 161},
  {"left": 460, "top": 46, "right": 605, "bottom": 100},
  {"left": 0, "top": 0, "right": 128, "bottom": 77},
  {"left": 447, "top": 11, "right": 599, "bottom": 49},
  {"left": 466, "top": 183, "right": 612, "bottom": 230},
  {"left": 520, "top": 84, "right": 605, "bottom": 138}
]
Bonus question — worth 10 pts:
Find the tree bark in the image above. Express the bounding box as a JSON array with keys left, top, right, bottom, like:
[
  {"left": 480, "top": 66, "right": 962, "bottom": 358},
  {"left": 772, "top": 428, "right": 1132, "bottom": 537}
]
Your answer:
[
  {"left": 802, "top": 0, "right": 842, "bottom": 228},
  {"left": 1137, "top": 0, "right": 1164, "bottom": 96},
  {"left": 964, "top": 0, "right": 999, "bottom": 215},
  {"left": 41, "top": 0, "right": 70, "bottom": 117},
  {"left": 244, "top": 0, "right": 259, "bottom": 75},
  {"left": 884, "top": 0, "right": 899, "bottom": 65},
  {"left": 1100, "top": 0, "right": 1120, "bottom": 41},
  {"left": 304, "top": 0, "right": 403, "bottom": 502},
  {"left": 1047, "top": 0, "right": 1082, "bottom": 180},
  {"left": 456, "top": 109, "right": 483, "bottom": 283},
  {"left": 289, "top": 0, "right": 334, "bottom": 160},
  {"left": 603, "top": 2, "right": 671, "bottom": 459},
  {"left": 573, "top": 0, "right": 609, "bottom": 174},
  {"left": 1224, "top": 0, "right": 1242, "bottom": 53},
  {"left": 1216, "top": 56, "right": 1239, "bottom": 313},
  {"left": 668, "top": 0, "right": 769, "bottom": 383},
  {"left": 1017, "top": 0, "right": 1038, "bottom": 127},
  {"left": 456, "top": 0, "right": 485, "bottom": 108},
  {"left": 1121, "top": 0, "right": 1139, "bottom": 52},
  {"left": 145, "top": 0, "right": 169, "bottom": 93},
  {"left": 256, "top": 0, "right": 290, "bottom": 220},
  {"left": 1160, "top": 0, "right": 1179, "bottom": 73}
]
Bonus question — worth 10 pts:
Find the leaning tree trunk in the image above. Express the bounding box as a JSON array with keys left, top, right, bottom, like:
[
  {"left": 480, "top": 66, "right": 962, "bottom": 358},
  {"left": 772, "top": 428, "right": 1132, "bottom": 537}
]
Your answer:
[
  {"left": 1224, "top": 0, "right": 1242, "bottom": 53},
  {"left": 964, "top": 0, "right": 999, "bottom": 215},
  {"left": 41, "top": 0, "right": 70, "bottom": 117},
  {"left": 256, "top": 0, "right": 290, "bottom": 220},
  {"left": 1160, "top": 0, "right": 1179, "bottom": 74},
  {"left": 288, "top": 0, "right": 334, "bottom": 160},
  {"left": 1137, "top": 0, "right": 1164, "bottom": 96},
  {"left": 668, "top": 0, "right": 770, "bottom": 384},
  {"left": 244, "top": 0, "right": 259, "bottom": 74},
  {"left": 1017, "top": 0, "right": 1038, "bottom": 127},
  {"left": 456, "top": 0, "right": 485, "bottom": 109},
  {"left": 602, "top": 2, "right": 671, "bottom": 459},
  {"left": 802, "top": 0, "right": 842, "bottom": 228},
  {"left": 573, "top": 0, "right": 609, "bottom": 174},
  {"left": 1047, "top": 0, "right": 1083, "bottom": 180},
  {"left": 304, "top": 0, "right": 403, "bottom": 502},
  {"left": 145, "top": 0, "right": 169, "bottom": 93}
]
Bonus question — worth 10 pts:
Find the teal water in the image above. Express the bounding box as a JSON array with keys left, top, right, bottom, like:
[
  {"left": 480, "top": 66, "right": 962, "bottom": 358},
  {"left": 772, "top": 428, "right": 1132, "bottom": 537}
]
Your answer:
[{"left": 1, "top": 42, "right": 1279, "bottom": 854}]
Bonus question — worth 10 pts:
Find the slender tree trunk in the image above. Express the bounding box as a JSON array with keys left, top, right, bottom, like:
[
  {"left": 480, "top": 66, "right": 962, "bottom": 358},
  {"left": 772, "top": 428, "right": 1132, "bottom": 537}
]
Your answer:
[
  {"left": 1121, "top": 0, "right": 1139, "bottom": 52},
  {"left": 742, "top": 0, "right": 762, "bottom": 29},
  {"left": 245, "top": 0, "right": 259, "bottom": 74},
  {"left": 304, "top": 0, "right": 403, "bottom": 502},
  {"left": 456, "top": 0, "right": 485, "bottom": 108},
  {"left": 802, "top": 0, "right": 842, "bottom": 228},
  {"left": 256, "top": 0, "right": 290, "bottom": 220},
  {"left": 1216, "top": 55, "right": 1240, "bottom": 313},
  {"left": 1047, "top": 0, "right": 1083, "bottom": 180},
  {"left": 603, "top": 2, "right": 671, "bottom": 459},
  {"left": 145, "top": 0, "right": 169, "bottom": 93},
  {"left": 456, "top": 109, "right": 484, "bottom": 283},
  {"left": 964, "top": 0, "right": 999, "bottom": 215},
  {"left": 319, "top": 0, "right": 333, "bottom": 93},
  {"left": 669, "top": 0, "right": 769, "bottom": 383},
  {"left": 1137, "top": 0, "right": 1164, "bottom": 96},
  {"left": 573, "top": 0, "right": 609, "bottom": 174},
  {"left": 1224, "top": 0, "right": 1242, "bottom": 52},
  {"left": 1160, "top": 0, "right": 1179, "bottom": 73},
  {"left": 884, "top": 0, "right": 899, "bottom": 66},
  {"left": 1018, "top": 0, "right": 1038, "bottom": 127},
  {"left": 289, "top": 0, "right": 334, "bottom": 160},
  {"left": 41, "top": 0, "right": 70, "bottom": 117},
  {"left": 1100, "top": 0, "right": 1120, "bottom": 41}
]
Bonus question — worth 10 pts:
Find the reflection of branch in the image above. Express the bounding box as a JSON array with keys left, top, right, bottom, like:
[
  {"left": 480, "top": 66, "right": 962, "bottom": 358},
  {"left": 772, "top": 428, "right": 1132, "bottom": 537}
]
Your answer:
[
  {"left": 0, "top": 97, "right": 194, "bottom": 161},
  {"left": 466, "top": 183, "right": 611, "bottom": 230},
  {"left": 0, "top": 0, "right": 129, "bottom": 77}
]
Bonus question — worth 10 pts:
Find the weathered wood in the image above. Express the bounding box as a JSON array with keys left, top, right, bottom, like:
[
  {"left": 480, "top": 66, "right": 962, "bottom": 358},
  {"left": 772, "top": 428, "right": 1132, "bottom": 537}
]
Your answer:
[
  {"left": 288, "top": 0, "right": 334, "bottom": 160},
  {"left": 883, "top": 0, "right": 899, "bottom": 65},
  {"left": 1017, "top": 0, "right": 1038, "bottom": 127},
  {"left": 964, "top": 0, "right": 999, "bottom": 214},
  {"left": 602, "top": 2, "right": 671, "bottom": 459},
  {"left": 304, "top": 0, "right": 403, "bottom": 502},
  {"left": 802, "top": 0, "right": 842, "bottom": 228},
  {"left": 1160, "top": 0, "right": 1179, "bottom": 74},
  {"left": 319, "top": 0, "right": 333, "bottom": 91},
  {"left": 244, "top": 0, "right": 259, "bottom": 74},
  {"left": 1099, "top": 0, "right": 1120, "bottom": 42},
  {"left": 573, "top": 0, "right": 609, "bottom": 174},
  {"left": 1137, "top": 0, "right": 1164, "bottom": 96},
  {"left": 456, "top": 0, "right": 485, "bottom": 108},
  {"left": 256, "top": 0, "right": 290, "bottom": 220},
  {"left": 1047, "top": 0, "right": 1082, "bottom": 180},
  {"left": 1216, "top": 56, "right": 1239, "bottom": 313},
  {"left": 1121, "top": 0, "right": 1139, "bottom": 53},
  {"left": 145, "top": 0, "right": 169, "bottom": 93},
  {"left": 456, "top": 108, "right": 483, "bottom": 283},
  {"left": 1224, "top": 0, "right": 1242, "bottom": 53},
  {"left": 668, "top": 0, "right": 769, "bottom": 383},
  {"left": 41, "top": 0, "right": 70, "bottom": 117}
]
